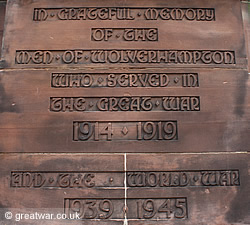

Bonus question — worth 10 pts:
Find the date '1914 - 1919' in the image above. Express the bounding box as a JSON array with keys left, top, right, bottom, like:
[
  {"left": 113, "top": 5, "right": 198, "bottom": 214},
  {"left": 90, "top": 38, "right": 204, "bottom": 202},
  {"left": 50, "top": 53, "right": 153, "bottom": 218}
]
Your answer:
[{"left": 73, "top": 121, "right": 178, "bottom": 141}]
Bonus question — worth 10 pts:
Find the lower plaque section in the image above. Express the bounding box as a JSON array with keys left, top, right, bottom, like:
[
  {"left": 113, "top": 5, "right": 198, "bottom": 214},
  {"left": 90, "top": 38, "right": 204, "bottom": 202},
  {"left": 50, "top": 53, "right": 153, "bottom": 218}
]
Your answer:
[
  {"left": 0, "top": 154, "right": 125, "bottom": 224},
  {"left": 0, "top": 153, "right": 249, "bottom": 224},
  {"left": 127, "top": 153, "right": 250, "bottom": 225}
]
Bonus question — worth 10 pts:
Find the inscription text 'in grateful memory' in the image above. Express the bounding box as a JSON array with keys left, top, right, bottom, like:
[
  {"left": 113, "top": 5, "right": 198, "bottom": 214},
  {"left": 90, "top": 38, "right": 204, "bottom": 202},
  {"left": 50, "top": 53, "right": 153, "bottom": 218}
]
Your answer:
[{"left": 33, "top": 7, "right": 215, "bottom": 21}]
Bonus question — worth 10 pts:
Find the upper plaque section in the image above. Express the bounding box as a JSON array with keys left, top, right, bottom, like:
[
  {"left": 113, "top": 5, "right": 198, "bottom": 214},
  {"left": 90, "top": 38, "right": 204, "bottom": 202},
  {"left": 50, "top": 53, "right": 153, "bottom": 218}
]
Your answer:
[{"left": 0, "top": 0, "right": 247, "bottom": 69}]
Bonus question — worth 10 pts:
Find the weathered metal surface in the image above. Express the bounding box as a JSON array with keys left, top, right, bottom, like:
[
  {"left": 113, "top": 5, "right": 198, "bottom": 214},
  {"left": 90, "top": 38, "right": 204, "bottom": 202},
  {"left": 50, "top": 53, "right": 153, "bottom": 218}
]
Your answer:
[
  {"left": 0, "top": 153, "right": 249, "bottom": 224},
  {"left": 0, "top": 1, "right": 6, "bottom": 57},
  {"left": 0, "top": 0, "right": 247, "bottom": 69},
  {"left": 0, "top": 68, "right": 249, "bottom": 153},
  {"left": 0, "top": 154, "right": 125, "bottom": 224},
  {"left": 0, "top": 0, "right": 249, "bottom": 224},
  {"left": 241, "top": 1, "right": 250, "bottom": 71},
  {"left": 127, "top": 153, "right": 250, "bottom": 224}
]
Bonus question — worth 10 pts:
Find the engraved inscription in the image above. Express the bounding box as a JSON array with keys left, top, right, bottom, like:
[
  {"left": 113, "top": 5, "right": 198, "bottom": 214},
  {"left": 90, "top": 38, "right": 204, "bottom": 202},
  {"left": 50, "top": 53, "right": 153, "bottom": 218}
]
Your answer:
[
  {"left": 64, "top": 198, "right": 120, "bottom": 220},
  {"left": 50, "top": 96, "right": 200, "bottom": 112},
  {"left": 33, "top": 7, "right": 215, "bottom": 21},
  {"left": 73, "top": 121, "right": 178, "bottom": 141},
  {"left": 15, "top": 50, "right": 235, "bottom": 65},
  {"left": 127, "top": 170, "right": 240, "bottom": 187},
  {"left": 92, "top": 28, "right": 158, "bottom": 41},
  {"left": 51, "top": 73, "right": 199, "bottom": 88},
  {"left": 64, "top": 198, "right": 188, "bottom": 220},
  {"left": 127, "top": 198, "right": 187, "bottom": 220},
  {"left": 10, "top": 170, "right": 240, "bottom": 188},
  {"left": 10, "top": 172, "right": 123, "bottom": 188}
]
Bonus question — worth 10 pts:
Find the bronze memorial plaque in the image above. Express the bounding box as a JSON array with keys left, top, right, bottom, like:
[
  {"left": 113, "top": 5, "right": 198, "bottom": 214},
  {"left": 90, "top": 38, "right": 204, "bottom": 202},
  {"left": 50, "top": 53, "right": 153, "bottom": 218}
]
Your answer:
[
  {"left": 0, "top": 68, "right": 249, "bottom": 153},
  {"left": 0, "top": 0, "right": 249, "bottom": 224},
  {"left": 0, "top": 154, "right": 125, "bottom": 225},
  {"left": 126, "top": 153, "right": 250, "bottom": 224}
]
